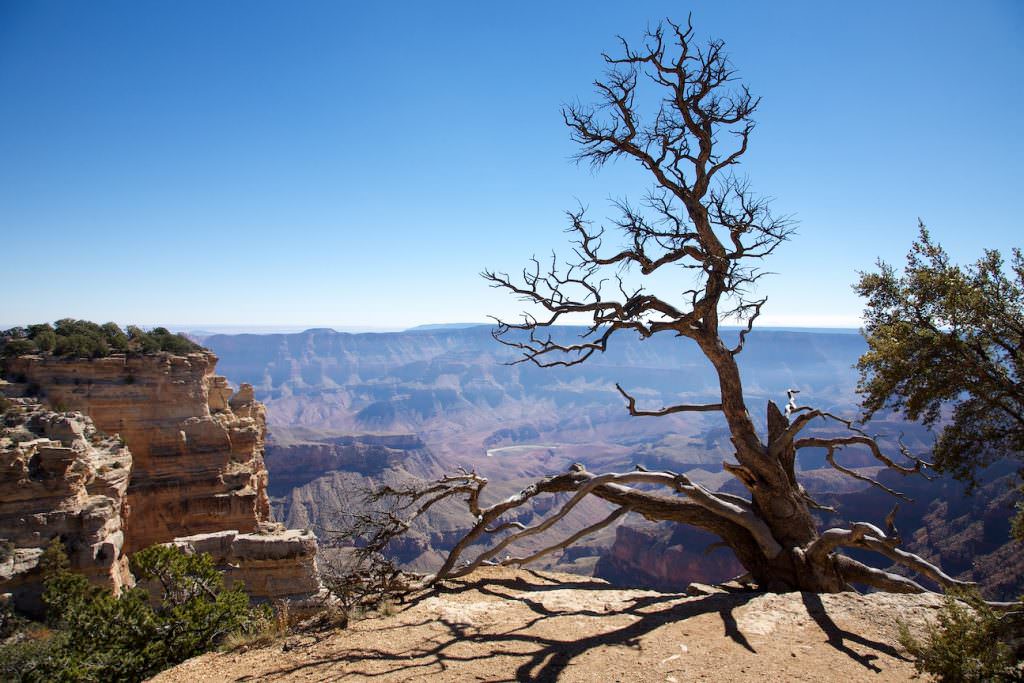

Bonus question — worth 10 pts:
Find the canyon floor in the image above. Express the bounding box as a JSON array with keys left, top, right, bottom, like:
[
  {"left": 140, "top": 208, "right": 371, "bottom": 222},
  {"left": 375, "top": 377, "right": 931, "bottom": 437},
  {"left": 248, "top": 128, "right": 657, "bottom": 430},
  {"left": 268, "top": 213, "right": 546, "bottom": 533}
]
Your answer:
[{"left": 153, "top": 567, "right": 939, "bottom": 682}]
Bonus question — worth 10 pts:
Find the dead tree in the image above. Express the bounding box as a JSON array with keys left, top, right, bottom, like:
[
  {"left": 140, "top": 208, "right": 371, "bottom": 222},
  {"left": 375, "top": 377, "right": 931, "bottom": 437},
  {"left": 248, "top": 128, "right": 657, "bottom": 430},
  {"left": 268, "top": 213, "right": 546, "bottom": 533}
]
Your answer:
[{"left": 369, "top": 18, "right": 968, "bottom": 594}]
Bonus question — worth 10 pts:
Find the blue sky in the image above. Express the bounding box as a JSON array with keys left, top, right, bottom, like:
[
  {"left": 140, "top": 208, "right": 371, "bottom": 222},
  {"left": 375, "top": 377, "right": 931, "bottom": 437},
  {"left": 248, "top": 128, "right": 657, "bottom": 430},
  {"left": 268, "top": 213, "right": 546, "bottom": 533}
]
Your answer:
[{"left": 1, "top": 1, "right": 1021, "bottom": 330}]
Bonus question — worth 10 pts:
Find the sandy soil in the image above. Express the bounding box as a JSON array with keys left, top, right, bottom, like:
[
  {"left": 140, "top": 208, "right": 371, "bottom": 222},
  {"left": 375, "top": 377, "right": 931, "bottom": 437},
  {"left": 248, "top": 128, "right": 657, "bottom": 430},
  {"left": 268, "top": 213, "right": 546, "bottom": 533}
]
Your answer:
[{"left": 152, "top": 567, "right": 939, "bottom": 682}]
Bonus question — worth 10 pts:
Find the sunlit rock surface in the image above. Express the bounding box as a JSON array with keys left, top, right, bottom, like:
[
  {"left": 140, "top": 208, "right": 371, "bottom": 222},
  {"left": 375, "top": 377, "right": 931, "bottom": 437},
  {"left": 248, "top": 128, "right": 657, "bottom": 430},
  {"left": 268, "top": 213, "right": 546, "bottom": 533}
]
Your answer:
[
  {"left": 2, "top": 353, "right": 324, "bottom": 606},
  {"left": 0, "top": 395, "right": 132, "bottom": 614},
  {"left": 168, "top": 528, "right": 322, "bottom": 601},
  {"left": 7, "top": 352, "right": 270, "bottom": 551}
]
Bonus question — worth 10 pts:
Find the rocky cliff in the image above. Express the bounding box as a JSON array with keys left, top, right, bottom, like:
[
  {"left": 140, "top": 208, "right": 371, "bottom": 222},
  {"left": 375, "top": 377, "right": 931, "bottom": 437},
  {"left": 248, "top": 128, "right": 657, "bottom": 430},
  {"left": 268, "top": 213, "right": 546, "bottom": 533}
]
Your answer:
[
  {"left": 1, "top": 351, "right": 323, "bottom": 609},
  {"left": 267, "top": 433, "right": 458, "bottom": 574},
  {"left": 6, "top": 352, "right": 269, "bottom": 552},
  {"left": 168, "top": 529, "right": 322, "bottom": 600},
  {"left": 0, "top": 392, "right": 132, "bottom": 614}
]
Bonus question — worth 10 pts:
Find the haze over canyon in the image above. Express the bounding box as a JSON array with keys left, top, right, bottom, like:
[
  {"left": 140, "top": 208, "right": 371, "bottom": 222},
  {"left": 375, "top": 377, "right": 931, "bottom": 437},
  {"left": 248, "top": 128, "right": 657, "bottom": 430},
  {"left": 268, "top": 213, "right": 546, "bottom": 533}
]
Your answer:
[{"left": 198, "top": 325, "right": 1022, "bottom": 600}]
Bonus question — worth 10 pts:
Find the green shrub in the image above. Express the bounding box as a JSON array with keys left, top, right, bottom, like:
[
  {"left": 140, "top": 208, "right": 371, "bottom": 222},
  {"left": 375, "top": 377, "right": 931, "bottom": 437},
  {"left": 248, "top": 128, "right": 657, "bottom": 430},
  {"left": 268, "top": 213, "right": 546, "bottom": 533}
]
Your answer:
[
  {"left": 1, "top": 339, "right": 35, "bottom": 357},
  {"left": 0, "top": 593, "right": 24, "bottom": 639},
  {"left": 127, "top": 325, "right": 161, "bottom": 354},
  {"left": 0, "top": 628, "right": 71, "bottom": 682},
  {"left": 0, "top": 539, "right": 268, "bottom": 682},
  {"left": 1, "top": 321, "right": 203, "bottom": 360},
  {"left": 128, "top": 544, "right": 268, "bottom": 660},
  {"left": 26, "top": 325, "right": 56, "bottom": 353},
  {"left": 100, "top": 323, "right": 129, "bottom": 352},
  {"left": 146, "top": 327, "right": 200, "bottom": 354},
  {"left": 899, "top": 589, "right": 1023, "bottom": 682}
]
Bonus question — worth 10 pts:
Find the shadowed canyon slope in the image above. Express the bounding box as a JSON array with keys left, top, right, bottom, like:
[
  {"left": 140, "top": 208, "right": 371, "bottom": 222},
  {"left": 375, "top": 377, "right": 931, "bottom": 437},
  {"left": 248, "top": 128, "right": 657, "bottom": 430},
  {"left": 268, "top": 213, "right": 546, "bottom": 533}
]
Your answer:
[{"left": 202, "top": 327, "right": 1022, "bottom": 598}]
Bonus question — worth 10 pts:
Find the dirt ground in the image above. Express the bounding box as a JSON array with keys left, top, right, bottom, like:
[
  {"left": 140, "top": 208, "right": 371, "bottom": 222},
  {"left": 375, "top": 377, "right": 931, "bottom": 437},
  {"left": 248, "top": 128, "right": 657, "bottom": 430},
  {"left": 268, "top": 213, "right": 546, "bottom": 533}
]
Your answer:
[{"left": 152, "top": 567, "right": 938, "bottom": 682}]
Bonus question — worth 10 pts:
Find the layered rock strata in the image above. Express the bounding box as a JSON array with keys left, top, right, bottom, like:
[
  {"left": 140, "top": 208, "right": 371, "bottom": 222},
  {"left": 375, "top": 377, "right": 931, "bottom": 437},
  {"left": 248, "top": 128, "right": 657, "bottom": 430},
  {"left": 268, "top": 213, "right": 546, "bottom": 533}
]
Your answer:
[
  {"left": 3, "top": 353, "right": 323, "bottom": 606},
  {"left": 6, "top": 352, "right": 270, "bottom": 552},
  {"left": 168, "top": 528, "right": 323, "bottom": 602},
  {"left": 0, "top": 395, "right": 133, "bottom": 614}
]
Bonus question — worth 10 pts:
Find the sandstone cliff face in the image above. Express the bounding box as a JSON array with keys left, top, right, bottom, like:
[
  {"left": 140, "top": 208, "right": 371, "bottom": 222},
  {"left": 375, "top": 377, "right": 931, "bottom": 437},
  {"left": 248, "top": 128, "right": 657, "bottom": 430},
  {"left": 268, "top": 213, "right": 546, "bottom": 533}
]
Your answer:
[
  {"left": 7, "top": 352, "right": 270, "bottom": 552},
  {"left": 168, "top": 529, "right": 322, "bottom": 601},
  {"left": 3, "top": 352, "right": 324, "bottom": 607},
  {"left": 0, "top": 395, "right": 132, "bottom": 614}
]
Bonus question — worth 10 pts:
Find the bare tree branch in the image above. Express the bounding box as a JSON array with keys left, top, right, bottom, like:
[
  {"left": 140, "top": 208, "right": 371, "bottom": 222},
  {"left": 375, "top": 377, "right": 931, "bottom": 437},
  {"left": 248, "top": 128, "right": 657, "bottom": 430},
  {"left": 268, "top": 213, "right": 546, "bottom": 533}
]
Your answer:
[
  {"left": 806, "top": 522, "right": 972, "bottom": 591},
  {"left": 834, "top": 555, "right": 929, "bottom": 594},
  {"left": 366, "top": 17, "right": 967, "bottom": 596},
  {"left": 501, "top": 506, "right": 630, "bottom": 567},
  {"left": 615, "top": 383, "right": 722, "bottom": 415},
  {"left": 795, "top": 435, "right": 928, "bottom": 475}
]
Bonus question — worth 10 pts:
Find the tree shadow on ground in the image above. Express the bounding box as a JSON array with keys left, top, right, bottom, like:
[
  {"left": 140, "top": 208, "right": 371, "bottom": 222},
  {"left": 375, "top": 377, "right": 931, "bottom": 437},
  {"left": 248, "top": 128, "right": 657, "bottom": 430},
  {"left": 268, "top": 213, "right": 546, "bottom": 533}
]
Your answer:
[
  {"left": 237, "top": 575, "right": 907, "bottom": 682},
  {"left": 800, "top": 592, "right": 909, "bottom": 673}
]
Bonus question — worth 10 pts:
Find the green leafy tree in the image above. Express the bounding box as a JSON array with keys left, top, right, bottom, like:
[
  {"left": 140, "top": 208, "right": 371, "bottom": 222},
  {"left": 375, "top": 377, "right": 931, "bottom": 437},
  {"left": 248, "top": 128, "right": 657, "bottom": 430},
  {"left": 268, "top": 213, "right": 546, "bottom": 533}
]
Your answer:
[
  {"left": 1, "top": 339, "right": 35, "bottom": 357},
  {"left": 856, "top": 223, "right": 1023, "bottom": 504},
  {"left": 146, "top": 326, "right": 199, "bottom": 354},
  {"left": 859, "top": 225, "right": 1024, "bottom": 677},
  {"left": 126, "top": 324, "right": 161, "bottom": 354},
  {"left": 51, "top": 320, "right": 109, "bottom": 359}
]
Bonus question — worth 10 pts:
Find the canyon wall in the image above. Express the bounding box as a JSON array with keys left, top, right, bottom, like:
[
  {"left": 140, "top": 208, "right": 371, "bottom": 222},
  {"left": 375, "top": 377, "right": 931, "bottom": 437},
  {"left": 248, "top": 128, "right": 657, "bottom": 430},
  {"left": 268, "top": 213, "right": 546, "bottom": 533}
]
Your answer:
[
  {"left": 830, "top": 462, "right": 1024, "bottom": 601},
  {"left": 1, "top": 352, "right": 324, "bottom": 608},
  {"left": 202, "top": 327, "right": 931, "bottom": 585},
  {"left": 265, "top": 433, "right": 437, "bottom": 496},
  {"left": 594, "top": 521, "right": 744, "bottom": 591},
  {"left": 7, "top": 352, "right": 269, "bottom": 552},
  {"left": 201, "top": 327, "right": 1020, "bottom": 598}
]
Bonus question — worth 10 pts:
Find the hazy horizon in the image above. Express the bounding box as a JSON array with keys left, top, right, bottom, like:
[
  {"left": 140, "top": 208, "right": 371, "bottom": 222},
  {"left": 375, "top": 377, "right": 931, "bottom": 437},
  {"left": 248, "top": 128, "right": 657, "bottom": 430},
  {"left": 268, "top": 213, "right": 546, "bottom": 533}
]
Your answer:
[{"left": 0, "top": 320, "right": 865, "bottom": 336}]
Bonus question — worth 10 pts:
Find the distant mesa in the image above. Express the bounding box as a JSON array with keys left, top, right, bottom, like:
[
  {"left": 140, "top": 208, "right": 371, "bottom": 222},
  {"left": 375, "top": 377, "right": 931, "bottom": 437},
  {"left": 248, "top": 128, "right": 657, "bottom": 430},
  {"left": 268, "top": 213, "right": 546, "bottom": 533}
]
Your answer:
[{"left": 405, "top": 322, "right": 491, "bottom": 331}]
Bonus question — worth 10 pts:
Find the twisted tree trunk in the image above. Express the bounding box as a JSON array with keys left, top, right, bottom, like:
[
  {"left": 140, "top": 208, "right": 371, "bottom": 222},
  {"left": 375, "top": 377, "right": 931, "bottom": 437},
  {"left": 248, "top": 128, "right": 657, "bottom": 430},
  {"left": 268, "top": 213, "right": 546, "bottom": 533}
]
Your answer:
[{"left": 346, "top": 17, "right": 970, "bottom": 597}]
